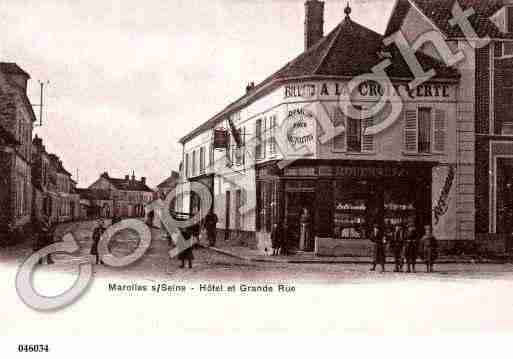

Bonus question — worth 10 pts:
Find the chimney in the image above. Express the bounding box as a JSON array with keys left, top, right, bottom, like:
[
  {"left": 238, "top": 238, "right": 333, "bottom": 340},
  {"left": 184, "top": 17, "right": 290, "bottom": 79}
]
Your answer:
[
  {"left": 141, "top": 177, "right": 146, "bottom": 185},
  {"left": 101, "top": 172, "right": 109, "bottom": 179},
  {"left": 304, "top": 0, "right": 324, "bottom": 51},
  {"left": 33, "top": 135, "right": 42, "bottom": 148},
  {"left": 245, "top": 82, "right": 255, "bottom": 93},
  {"left": 125, "top": 175, "right": 129, "bottom": 181}
]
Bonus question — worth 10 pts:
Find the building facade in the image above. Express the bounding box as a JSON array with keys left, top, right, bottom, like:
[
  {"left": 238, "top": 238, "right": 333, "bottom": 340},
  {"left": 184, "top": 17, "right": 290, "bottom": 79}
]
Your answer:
[
  {"left": 155, "top": 171, "right": 180, "bottom": 200},
  {"left": 178, "top": 0, "right": 513, "bottom": 255},
  {"left": 0, "top": 63, "right": 37, "bottom": 243},
  {"left": 88, "top": 172, "right": 154, "bottom": 218},
  {"left": 32, "top": 136, "right": 81, "bottom": 224}
]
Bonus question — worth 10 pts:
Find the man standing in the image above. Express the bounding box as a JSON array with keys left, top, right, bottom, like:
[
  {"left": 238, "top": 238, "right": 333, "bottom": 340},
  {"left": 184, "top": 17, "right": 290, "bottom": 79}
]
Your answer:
[
  {"left": 91, "top": 220, "right": 106, "bottom": 265},
  {"left": 404, "top": 224, "right": 419, "bottom": 273},
  {"left": 370, "top": 224, "right": 386, "bottom": 272},
  {"left": 205, "top": 210, "right": 218, "bottom": 247},
  {"left": 390, "top": 224, "right": 405, "bottom": 272},
  {"left": 420, "top": 225, "right": 438, "bottom": 273},
  {"left": 177, "top": 225, "right": 195, "bottom": 269},
  {"left": 271, "top": 222, "right": 283, "bottom": 256}
]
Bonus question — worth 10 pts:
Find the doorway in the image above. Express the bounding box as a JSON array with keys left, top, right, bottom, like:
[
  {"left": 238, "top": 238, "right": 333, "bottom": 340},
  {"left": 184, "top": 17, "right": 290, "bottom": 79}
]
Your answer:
[
  {"left": 225, "top": 190, "right": 231, "bottom": 241},
  {"left": 285, "top": 191, "right": 315, "bottom": 250}
]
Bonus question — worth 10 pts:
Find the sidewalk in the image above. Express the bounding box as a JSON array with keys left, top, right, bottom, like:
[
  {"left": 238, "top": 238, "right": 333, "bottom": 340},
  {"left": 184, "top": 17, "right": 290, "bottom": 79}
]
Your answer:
[{"left": 205, "top": 245, "right": 512, "bottom": 265}]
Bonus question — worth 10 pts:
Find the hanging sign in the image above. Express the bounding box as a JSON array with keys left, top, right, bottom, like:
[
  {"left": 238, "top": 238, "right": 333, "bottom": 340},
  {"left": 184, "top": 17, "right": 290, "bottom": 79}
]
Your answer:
[{"left": 213, "top": 128, "right": 229, "bottom": 149}]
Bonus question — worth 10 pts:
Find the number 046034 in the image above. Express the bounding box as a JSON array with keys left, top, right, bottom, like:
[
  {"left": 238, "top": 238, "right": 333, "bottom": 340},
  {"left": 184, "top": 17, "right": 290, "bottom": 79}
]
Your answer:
[{"left": 17, "top": 344, "right": 49, "bottom": 353}]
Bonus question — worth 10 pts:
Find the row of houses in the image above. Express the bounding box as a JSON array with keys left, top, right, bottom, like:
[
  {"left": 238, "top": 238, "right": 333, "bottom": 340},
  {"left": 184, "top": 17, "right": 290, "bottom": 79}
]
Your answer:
[
  {"left": 176, "top": 0, "right": 513, "bottom": 256},
  {"left": 0, "top": 62, "right": 80, "bottom": 245},
  {"left": 76, "top": 172, "right": 155, "bottom": 219},
  {"left": 0, "top": 60, "right": 181, "bottom": 246}
]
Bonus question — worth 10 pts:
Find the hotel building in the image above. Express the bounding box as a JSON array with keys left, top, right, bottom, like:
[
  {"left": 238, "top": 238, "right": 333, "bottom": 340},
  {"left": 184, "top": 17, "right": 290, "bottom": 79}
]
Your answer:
[{"left": 177, "top": 0, "right": 513, "bottom": 255}]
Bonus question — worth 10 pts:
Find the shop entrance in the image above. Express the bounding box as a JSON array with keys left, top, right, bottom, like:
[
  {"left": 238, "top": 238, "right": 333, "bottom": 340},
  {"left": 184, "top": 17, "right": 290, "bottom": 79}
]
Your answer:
[{"left": 285, "top": 190, "right": 315, "bottom": 250}]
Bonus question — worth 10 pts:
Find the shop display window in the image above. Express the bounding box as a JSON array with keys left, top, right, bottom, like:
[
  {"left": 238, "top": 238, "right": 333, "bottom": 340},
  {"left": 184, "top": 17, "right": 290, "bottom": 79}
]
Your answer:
[
  {"left": 383, "top": 182, "right": 416, "bottom": 232},
  {"left": 333, "top": 181, "right": 369, "bottom": 240}
]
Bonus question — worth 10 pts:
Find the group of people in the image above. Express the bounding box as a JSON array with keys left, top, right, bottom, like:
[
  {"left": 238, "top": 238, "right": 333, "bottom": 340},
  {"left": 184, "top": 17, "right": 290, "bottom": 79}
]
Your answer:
[
  {"left": 370, "top": 223, "right": 439, "bottom": 273},
  {"left": 271, "top": 208, "right": 312, "bottom": 256},
  {"left": 32, "top": 214, "right": 55, "bottom": 265}
]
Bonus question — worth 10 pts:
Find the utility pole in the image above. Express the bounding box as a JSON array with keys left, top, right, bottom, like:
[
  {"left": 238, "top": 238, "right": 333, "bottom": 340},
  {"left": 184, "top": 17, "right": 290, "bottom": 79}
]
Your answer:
[{"left": 33, "top": 80, "right": 49, "bottom": 127}]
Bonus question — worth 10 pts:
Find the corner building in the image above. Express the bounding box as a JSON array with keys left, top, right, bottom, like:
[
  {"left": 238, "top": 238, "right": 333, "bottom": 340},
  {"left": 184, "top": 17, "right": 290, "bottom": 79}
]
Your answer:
[{"left": 178, "top": 1, "right": 512, "bottom": 255}]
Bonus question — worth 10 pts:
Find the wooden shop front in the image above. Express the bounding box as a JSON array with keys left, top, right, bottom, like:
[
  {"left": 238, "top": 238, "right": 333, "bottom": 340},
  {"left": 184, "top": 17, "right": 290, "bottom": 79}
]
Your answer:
[{"left": 256, "top": 160, "right": 434, "bottom": 256}]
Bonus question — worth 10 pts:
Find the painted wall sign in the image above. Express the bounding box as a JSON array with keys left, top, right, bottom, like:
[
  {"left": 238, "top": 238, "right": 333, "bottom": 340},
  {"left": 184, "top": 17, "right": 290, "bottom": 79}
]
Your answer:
[
  {"left": 284, "top": 81, "right": 452, "bottom": 101},
  {"left": 285, "top": 107, "right": 315, "bottom": 148},
  {"left": 335, "top": 166, "right": 410, "bottom": 178}
]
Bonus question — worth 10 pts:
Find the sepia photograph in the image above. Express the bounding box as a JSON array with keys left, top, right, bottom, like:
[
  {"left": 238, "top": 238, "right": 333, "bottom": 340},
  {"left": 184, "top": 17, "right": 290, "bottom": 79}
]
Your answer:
[{"left": 1, "top": 0, "right": 513, "bottom": 355}]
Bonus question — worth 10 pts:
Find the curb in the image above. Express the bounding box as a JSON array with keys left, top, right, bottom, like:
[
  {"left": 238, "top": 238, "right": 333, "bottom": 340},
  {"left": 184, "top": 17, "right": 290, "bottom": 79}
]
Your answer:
[{"left": 202, "top": 246, "right": 513, "bottom": 265}]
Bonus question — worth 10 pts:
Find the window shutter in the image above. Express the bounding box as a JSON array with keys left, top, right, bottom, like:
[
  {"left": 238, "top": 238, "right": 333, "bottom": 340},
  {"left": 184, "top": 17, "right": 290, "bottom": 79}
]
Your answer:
[
  {"left": 255, "top": 119, "right": 262, "bottom": 159},
  {"left": 362, "top": 115, "right": 374, "bottom": 153},
  {"left": 209, "top": 143, "right": 214, "bottom": 167},
  {"left": 262, "top": 117, "right": 267, "bottom": 158},
  {"left": 434, "top": 109, "right": 446, "bottom": 153},
  {"left": 269, "top": 116, "right": 276, "bottom": 154},
  {"left": 404, "top": 110, "right": 418, "bottom": 152},
  {"left": 332, "top": 104, "right": 346, "bottom": 151}
]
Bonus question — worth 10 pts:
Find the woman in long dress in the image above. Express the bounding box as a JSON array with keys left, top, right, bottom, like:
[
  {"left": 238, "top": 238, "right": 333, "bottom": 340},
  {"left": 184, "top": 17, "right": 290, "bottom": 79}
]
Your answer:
[{"left": 299, "top": 208, "right": 312, "bottom": 251}]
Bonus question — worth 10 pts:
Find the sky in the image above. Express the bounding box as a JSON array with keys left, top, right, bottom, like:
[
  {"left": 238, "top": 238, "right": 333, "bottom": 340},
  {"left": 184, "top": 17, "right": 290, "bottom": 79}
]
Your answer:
[{"left": 0, "top": 0, "right": 394, "bottom": 188}]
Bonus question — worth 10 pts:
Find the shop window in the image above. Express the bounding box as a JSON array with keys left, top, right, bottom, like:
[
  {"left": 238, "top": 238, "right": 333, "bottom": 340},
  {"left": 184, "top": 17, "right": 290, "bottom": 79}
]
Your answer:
[
  {"left": 383, "top": 183, "right": 417, "bottom": 230},
  {"left": 333, "top": 181, "right": 368, "bottom": 240}
]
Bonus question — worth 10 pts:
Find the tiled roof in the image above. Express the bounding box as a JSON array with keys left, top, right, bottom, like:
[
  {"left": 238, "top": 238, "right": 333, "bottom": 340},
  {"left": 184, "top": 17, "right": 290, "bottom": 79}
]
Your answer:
[
  {"left": 48, "top": 153, "right": 72, "bottom": 177},
  {"left": 76, "top": 188, "right": 111, "bottom": 201},
  {"left": 157, "top": 171, "right": 180, "bottom": 189},
  {"left": 107, "top": 177, "right": 153, "bottom": 192},
  {"left": 0, "top": 124, "right": 19, "bottom": 146},
  {"left": 386, "top": 0, "right": 513, "bottom": 39},
  {"left": 0, "top": 63, "right": 38, "bottom": 123},
  {"left": 180, "top": 14, "right": 460, "bottom": 143},
  {"left": 0, "top": 62, "right": 30, "bottom": 77}
]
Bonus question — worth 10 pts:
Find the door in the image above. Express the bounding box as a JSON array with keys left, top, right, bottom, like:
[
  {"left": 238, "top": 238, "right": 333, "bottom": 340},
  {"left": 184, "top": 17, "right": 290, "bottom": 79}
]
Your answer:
[{"left": 225, "top": 190, "right": 231, "bottom": 241}]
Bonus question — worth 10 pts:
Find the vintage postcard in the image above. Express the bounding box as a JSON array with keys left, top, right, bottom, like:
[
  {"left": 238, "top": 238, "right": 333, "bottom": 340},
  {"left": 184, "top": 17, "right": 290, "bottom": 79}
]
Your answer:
[{"left": 1, "top": 0, "right": 513, "bottom": 355}]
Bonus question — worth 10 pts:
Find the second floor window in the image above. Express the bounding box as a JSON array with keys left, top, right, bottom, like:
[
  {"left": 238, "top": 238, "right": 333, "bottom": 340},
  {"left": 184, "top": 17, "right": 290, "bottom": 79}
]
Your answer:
[
  {"left": 418, "top": 107, "right": 432, "bottom": 153},
  {"left": 199, "top": 147, "right": 205, "bottom": 173},
  {"left": 192, "top": 150, "right": 197, "bottom": 176},
  {"left": 404, "top": 107, "right": 446, "bottom": 154},
  {"left": 185, "top": 153, "right": 190, "bottom": 178},
  {"left": 255, "top": 119, "right": 263, "bottom": 159},
  {"left": 347, "top": 114, "right": 362, "bottom": 152}
]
